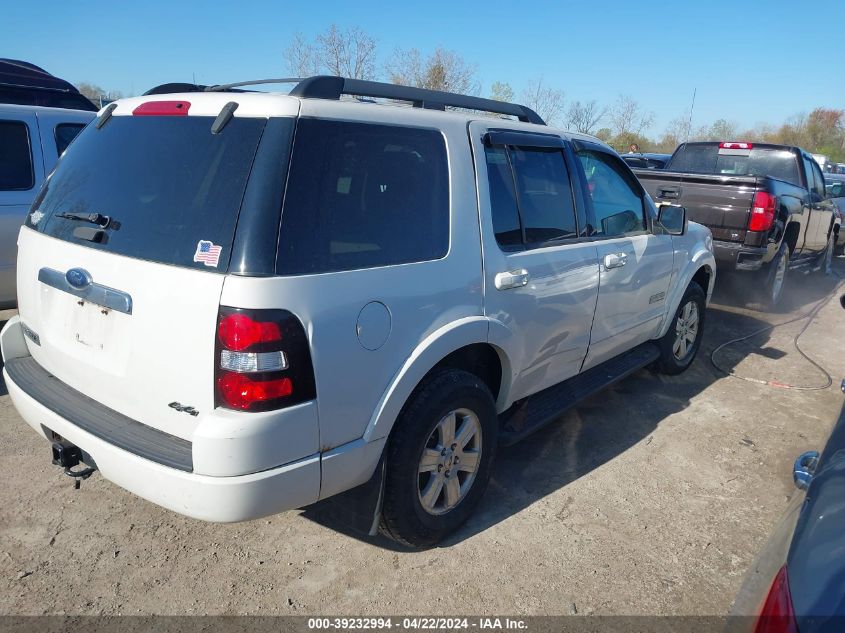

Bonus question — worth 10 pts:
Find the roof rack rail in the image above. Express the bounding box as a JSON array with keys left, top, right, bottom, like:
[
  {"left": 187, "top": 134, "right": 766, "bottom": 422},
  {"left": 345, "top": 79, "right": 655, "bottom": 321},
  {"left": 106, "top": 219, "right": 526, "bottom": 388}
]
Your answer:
[
  {"left": 142, "top": 76, "right": 546, "bottom": 125},
  {"left": 292, "top": 76, "right": 545, "bottom": 125}
]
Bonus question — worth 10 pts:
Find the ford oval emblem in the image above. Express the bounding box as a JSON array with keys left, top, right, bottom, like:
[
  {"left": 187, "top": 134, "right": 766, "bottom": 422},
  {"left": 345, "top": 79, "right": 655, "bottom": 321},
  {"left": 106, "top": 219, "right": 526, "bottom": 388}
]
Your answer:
[{"left": 65, "top": 268, "right": 92, "bottom": 290}]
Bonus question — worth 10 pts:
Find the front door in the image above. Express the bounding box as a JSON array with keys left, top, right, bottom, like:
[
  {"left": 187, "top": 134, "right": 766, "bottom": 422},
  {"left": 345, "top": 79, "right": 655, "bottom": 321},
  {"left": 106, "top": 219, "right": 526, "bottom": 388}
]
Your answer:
[
  {"left": 573, "top": 142, "right": 675, "bottom": 370},
  {"left": 470, "top": 123, "right": 600, "bottom": 403}
]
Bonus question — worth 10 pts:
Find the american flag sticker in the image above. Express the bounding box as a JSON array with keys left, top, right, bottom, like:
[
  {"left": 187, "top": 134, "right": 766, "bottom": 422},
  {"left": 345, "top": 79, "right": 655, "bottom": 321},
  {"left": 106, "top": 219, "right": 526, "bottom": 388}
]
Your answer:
[{"left": 193, "top": 240, "right": 223, "bottom": 267}]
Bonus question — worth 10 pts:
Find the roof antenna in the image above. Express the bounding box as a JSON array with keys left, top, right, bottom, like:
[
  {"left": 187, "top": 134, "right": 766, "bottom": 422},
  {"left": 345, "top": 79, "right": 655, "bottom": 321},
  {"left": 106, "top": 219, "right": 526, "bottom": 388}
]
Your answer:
[{"left": 685, "top": 87, "right": 696, "bottom": 144}]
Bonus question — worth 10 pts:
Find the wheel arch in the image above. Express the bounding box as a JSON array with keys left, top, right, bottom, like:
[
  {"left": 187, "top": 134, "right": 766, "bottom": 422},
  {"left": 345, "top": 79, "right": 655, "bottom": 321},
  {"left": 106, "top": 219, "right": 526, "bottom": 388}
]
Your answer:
[
  {"left": 657, "top": 251, "right": 716, "bottom": 339},
  {"left": 362, "top": 317, "right": 515, "bottom": 444}
]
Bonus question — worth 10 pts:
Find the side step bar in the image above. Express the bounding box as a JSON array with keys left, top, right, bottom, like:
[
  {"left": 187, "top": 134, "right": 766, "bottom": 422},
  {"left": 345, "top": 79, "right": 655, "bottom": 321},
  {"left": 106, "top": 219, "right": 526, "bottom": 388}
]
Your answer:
[{"left": 498, "top": 343, "right": 660, "bottom": 446}]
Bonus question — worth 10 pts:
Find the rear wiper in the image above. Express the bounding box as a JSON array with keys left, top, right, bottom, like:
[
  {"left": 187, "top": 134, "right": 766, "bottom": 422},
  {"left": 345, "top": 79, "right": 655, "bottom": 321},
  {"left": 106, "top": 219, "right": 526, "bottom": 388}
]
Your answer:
[{"left": 56, "top": 212, "right": 116, "bottom": 229}]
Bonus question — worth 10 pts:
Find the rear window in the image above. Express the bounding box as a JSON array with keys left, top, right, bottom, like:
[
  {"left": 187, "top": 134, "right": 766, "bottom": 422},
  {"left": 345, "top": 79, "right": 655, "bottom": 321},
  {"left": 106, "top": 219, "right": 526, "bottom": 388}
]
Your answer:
[
  {"left": 0, "top": 120, "right": 34, "bottom": 190},
  {"left": 54, "top": 123, "right": 86, "bottom": 155},
  {"left": 29, "top": 115, "right": 266, "bottom": 271},
  {"left": 277, "top": 119, "right": 449, "bottom": 275},
  {"left": 668, "top": 144, "right": 800, "bottom": 185}
]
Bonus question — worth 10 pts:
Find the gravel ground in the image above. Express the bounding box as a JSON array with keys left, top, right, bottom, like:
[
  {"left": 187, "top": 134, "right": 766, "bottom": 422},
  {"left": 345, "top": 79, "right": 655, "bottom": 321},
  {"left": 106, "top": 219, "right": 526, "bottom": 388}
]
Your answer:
[{"left": 1, "top": 259, "right": 844, "bottom": 616}]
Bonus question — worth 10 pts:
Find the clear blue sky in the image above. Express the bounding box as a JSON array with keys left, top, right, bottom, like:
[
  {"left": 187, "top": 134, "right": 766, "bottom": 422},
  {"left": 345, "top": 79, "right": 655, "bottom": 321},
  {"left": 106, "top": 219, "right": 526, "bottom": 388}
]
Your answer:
[{"left": 4, "top": 0, "right": 843, "bottom": 134}]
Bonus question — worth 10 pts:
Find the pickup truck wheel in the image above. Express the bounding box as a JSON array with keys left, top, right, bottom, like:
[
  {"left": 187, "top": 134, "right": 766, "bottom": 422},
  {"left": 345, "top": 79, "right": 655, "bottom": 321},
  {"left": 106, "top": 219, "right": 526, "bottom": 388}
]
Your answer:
[
  {"left": 379, "top": 369, "right": 498, "bottom": 548},
  {"left": 818, "top": 231, "right": 834, "bottom": 275},
  {"left": 655, "top": 281, "right": 706, "bottom": 375},
  {"left": 752, "top": 243, "right": 789, "bottom": 310}
]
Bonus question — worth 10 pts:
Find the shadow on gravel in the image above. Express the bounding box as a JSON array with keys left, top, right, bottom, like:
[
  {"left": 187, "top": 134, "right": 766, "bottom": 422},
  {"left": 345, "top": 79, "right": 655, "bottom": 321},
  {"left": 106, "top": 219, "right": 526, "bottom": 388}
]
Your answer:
[{"left": 304, "top": 303, "right": 784, "bottom": 550}]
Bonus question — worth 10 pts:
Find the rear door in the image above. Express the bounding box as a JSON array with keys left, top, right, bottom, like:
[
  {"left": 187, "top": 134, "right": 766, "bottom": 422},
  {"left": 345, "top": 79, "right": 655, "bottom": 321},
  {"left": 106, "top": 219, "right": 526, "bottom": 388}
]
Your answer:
[
  {"left": 15, "top": 106, "right": 277, "bottom": 440},
  {"left": 470, "top": 123, "right": 600, "bottom": 402},
  {"left": 574, "top": 142, "right": 675, "bottom": 370},
  {"left": 0, "top": 113, "right": 44, "bottom": 306},
  {"left": 806, "top": 158, "right": 836, "bottom": 251}
]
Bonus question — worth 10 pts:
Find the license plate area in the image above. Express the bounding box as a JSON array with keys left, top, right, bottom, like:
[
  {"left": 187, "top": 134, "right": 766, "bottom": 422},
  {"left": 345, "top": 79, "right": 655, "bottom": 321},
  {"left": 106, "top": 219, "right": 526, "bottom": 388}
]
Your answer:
[{"left": 69, "top": 299, "right": 114, "bottom": 351}]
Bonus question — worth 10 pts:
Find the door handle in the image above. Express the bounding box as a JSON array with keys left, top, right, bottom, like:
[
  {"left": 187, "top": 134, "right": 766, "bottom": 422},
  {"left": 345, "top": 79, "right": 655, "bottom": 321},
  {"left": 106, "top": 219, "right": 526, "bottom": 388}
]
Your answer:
[
  {"left": 657, "top": 186, "right": 681, "bottom": 199},
  {"left": 495, "top": 268, "right": 530, "bottom": 290},
  {"left": 603, "top": 253, "right": 628, "bottom": 269}
]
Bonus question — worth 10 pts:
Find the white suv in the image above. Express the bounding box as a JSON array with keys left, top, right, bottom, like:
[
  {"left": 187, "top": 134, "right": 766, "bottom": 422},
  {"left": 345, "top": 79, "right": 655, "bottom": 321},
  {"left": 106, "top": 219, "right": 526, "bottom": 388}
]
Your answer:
[{"left": 0, "top": 77, "right": 715, "bottom": 547}]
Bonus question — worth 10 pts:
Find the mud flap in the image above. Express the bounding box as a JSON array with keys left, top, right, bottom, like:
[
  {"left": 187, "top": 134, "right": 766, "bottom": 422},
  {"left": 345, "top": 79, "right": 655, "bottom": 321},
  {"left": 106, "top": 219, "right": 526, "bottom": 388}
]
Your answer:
[{"left": 301, "top": 453, "right": 386, "bottom": 537}]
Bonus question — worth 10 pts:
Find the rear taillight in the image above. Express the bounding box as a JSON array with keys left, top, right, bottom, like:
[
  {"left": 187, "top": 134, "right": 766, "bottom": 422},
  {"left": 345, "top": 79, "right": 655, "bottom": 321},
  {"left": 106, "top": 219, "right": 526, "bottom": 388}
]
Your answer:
[
  {"left": 749, "top": 191, "right": 777, "bottom": 232},
  {"left": 753, "top": 566, "right": 798, "bottom": 633},
  {"left": 214, "top": 307, "right": 315, "bottom": 412}
]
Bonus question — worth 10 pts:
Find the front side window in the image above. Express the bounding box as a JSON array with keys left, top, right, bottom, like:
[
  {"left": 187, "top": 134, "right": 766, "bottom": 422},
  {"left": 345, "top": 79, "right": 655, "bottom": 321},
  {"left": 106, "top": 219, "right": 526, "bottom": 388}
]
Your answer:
[
  {"left": 0, "top": 120, "right": 34, "bottom": 191},
  {"left": 55, "top": 123, "right": 86, "bottom": 155},
  {"left": 577, "top": 149, "right": 647, "bottom": 237},
  {"left": 278, "top": 120, "right": 449, "bottom": 274},
  {"left": 483, "top": 142, "right": 579, "bottom": 249}
]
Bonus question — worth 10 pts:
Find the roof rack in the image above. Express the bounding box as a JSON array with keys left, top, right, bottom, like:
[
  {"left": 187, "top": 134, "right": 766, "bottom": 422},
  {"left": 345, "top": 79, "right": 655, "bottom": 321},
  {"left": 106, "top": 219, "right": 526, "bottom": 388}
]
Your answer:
[{"left": 144, "top": 76, "right": 545, "bottom": 125}]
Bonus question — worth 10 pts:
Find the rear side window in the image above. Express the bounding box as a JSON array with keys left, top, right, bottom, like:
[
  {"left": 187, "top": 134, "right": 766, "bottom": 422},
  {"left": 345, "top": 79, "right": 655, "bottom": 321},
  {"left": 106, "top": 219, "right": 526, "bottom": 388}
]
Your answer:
[
  {"left": 0, "top": 120, "right": 34, "bottom": 190},
  {"left": 482, "top": 143, "right": 579, "bottom": 249},
  {"left": 31, "top": 116, "right": 266, "bottom": 271},
  {"left": 277, "top": 120, "right": 449, "bottom": 275},
  {"left": 577, "top": 149, "right": 646, "bottom": 236},
  {"left": 55, "top": 123, "right": 86, "bottom": 155}
]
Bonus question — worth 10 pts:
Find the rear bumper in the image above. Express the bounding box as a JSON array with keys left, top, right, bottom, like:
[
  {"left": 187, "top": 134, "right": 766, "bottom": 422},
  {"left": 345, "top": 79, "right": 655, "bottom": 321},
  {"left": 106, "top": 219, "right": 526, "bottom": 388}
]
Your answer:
[
  {"left": 1, "top": 316, "right": 321, "bottom": 522},
  {"left": 713, "top": 240, "right": 771, "bottom": 272}
]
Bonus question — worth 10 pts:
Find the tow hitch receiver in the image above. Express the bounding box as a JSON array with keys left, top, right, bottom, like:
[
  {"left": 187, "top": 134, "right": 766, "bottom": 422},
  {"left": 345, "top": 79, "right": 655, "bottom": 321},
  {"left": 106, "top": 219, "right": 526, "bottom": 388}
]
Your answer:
[{"left": 51, "top": 441, "right": 97, "bottom": 489}]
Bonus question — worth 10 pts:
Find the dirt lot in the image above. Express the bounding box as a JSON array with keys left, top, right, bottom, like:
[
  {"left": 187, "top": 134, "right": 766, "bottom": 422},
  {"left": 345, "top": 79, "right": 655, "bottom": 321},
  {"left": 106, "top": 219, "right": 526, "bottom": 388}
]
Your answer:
[{"left": 1, "top": 261, "right": 844, "bottom": 617}]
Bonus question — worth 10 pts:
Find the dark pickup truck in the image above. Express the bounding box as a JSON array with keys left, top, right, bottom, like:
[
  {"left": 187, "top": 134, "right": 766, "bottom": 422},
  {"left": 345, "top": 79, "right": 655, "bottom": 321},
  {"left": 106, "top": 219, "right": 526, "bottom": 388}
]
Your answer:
[{"left": 634, "top": 142, "right": 838, "bottom": 308}]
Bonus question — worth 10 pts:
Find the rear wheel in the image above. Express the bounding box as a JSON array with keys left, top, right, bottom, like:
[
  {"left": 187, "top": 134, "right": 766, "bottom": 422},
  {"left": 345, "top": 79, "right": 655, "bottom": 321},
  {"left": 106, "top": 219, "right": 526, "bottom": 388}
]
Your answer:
[
  {"left": 751, "top": 243, "right": 789, "bottom": 311},
  {"left": 379, "top": 369, "right": 498, "bottom": 548},
  {"left": 655, "top": 281, "right": 706, "bottom": 375},
  {"left": 818, "top": 230, "right": 834, "bottom": 275}
]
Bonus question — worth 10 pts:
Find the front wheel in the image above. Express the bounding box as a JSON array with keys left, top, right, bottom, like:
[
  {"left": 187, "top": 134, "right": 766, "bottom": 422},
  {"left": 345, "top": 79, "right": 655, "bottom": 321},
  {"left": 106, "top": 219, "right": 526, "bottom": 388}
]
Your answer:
[
  {"left": 654, "top": 281, "right": 706, "bottom": 375},
  {"left": 379, "top": 369, "right": 498, "bottom": 548}
]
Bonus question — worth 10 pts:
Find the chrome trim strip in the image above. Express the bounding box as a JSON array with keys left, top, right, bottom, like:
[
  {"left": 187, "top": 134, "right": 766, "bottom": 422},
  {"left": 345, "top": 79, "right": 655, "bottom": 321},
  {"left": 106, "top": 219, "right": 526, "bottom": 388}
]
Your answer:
[{"left": 38, "top": 267, "right": 133, "bottom": 315}]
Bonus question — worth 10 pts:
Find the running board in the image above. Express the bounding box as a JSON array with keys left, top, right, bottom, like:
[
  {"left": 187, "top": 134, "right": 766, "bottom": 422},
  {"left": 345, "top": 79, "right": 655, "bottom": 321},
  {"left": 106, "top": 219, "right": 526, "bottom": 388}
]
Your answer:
[{"left": 498, "top": 343, "right": 660, "bottom": 446}]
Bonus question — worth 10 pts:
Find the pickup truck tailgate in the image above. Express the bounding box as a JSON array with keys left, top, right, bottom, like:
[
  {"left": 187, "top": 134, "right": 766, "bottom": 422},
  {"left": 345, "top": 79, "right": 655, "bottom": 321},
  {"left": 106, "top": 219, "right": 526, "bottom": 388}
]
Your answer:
[{"left": 637, "top": 170, "right": 759, "bottom": 242}]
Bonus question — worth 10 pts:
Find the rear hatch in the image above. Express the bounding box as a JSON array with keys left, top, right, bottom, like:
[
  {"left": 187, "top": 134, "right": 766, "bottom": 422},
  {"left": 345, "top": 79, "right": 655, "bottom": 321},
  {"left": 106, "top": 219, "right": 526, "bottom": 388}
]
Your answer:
[
  {"left": 15, "top": 98, "right": 293, "bottom": 440},
  {"left": 643, "top": 143, "right": 800, "bottom": 242}
]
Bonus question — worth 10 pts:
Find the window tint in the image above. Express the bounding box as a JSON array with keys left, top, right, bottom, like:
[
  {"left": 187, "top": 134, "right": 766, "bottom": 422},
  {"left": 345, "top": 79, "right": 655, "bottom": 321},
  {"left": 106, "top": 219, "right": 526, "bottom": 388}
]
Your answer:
[
  {"left": 803, "top": 158, "right": 817, "bottom": 193},
  {"left": 811, "top": 163, "right": 826, "bottom": 198},
  {"left": 55, "top": 123, "right": 86, "bottom": 155},
  {"left": 577, "top": 149, "right": 646, "bottom": 236},
  {"left": 509, "top": 147, "right": 577, "bottom": 244},
  {"left": 0, "top": 120, "right": 34, "bottom": 190},
  {"left": 33, "top": 116, "right": 266, "bottom": 271},
  {"left": 278, "top": 120, "right": 449, "bottom": 275},
  {"left": 669, "top": 144, "right": 800, "bottom": 185},
  {"left": 484, "top": 146, "right": 522, "bottom": 246}
]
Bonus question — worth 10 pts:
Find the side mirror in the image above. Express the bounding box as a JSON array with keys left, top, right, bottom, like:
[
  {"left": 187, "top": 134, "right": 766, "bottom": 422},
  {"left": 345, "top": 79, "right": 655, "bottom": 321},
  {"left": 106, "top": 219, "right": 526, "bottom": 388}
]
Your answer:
[{"left": 657, "top": 204, "right": 687, "bottom": 235}]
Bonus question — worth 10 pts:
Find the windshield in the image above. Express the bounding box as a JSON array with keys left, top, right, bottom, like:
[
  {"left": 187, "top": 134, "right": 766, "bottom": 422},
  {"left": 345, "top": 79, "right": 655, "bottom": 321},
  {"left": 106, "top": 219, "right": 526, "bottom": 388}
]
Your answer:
[
  {"left": 27, "top": 115, "right": 266, "bottom": 272},
  {"left": 668, "top": 144, "right": 800, "bottom": 186}
]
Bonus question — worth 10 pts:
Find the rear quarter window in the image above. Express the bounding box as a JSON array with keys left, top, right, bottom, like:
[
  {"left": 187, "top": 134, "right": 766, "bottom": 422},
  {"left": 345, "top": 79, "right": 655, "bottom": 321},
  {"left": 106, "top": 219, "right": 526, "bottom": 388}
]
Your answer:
[
  {"left": 277, "top": 119, "right": 449, "bottom": 275},
  {"left": 0, "top": 120, "right": 34, "bottom": 190},
  {"left": 54, "top": 123, "right": 86, "bottom": 155}
]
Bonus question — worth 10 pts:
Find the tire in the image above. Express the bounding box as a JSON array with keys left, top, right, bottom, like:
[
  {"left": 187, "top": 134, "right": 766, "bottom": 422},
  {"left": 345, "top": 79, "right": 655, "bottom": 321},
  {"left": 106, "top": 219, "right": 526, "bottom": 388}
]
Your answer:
[
  {"left": 654, "top": 281, "right": 706, "bottom": 375},
  {"left": 818, "top": 230, "right": 834, "bottom": 275},
  {"left": 379, "top": 369, "right": 498, "bottom": 548},
  {"left": 750, "top": 243, "right": 789, "bottom": 311}
]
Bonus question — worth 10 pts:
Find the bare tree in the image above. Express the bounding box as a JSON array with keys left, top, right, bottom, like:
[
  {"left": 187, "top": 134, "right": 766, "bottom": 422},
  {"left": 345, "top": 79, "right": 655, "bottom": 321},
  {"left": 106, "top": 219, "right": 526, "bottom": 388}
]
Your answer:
[
  {"left": 521, "top": 78, "right": 564, "bottom": 125},
  {"left": 565, "top": 100, "right": 605, "bottom": 134},
  {"left": 489, "top": 81, "right": 514, "bottom": 103},
  {"left": 387, "top": 47, "right": 480, "bottom": 95},
  {"left": 284, "top": 33, "right": 320, "bottom": 77},
  {"left": 285, "top": 25, "right": 377, "bottom": 79},
  {"left": 75, "top": 82, "right": 123, "bottom": 106},
  {"left": 695, "top": 118, "right": 738, "bottom": 141},
  {"left": 608, "top": 95, "right": 654, "bottom": 137}
]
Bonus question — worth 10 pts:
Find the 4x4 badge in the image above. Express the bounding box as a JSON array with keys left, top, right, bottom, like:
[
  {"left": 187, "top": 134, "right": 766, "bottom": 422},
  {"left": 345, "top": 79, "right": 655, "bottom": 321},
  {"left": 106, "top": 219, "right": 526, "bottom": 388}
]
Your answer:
[{"left": 168, "top": 402, "right": 199, "bottom": 417}]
